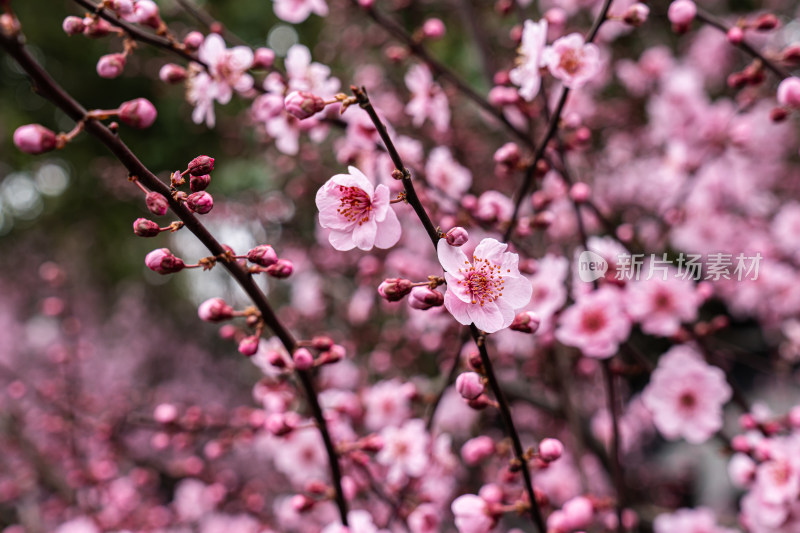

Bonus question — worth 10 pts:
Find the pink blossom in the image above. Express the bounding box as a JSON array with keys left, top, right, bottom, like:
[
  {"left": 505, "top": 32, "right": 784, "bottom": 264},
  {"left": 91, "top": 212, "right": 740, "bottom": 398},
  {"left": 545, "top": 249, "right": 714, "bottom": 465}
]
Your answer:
[
  {"left": 315, "top": 166, "right": 402, "bottom": 251},
  {"left": 438, "top": 238, "right": 532, "bottom": 333},
  {"left": 539, "top": 437, "right": 564, "bottom": 462},
  {"left": 188, "top": 34, "right": 254, "bottom": 127},
  {"left": 451, "top": 494, "right": 495, "bottom": 533},
  {"left": 461, "top": 436, "right": 496, "bottom": 465},
  {"left": 283, "top": 44, "right": 340, "bottom": 96},
  {"left": 777, "top": 77, "right": 800, "bottom": 109},
  {"left": 653, "top": 507, "right": 737, "bottom": 533},
  {"left": 642, "top": 345, "right": 732, "bottom": 443},
  {"left": 542, "top": 33, "right": 601, "bottom": 89},
  {"left": 408, "top": 503, "right": 441, "bottom": 533},
  {"left": 555, "top": 286, "right": 631, "bottom": 358},
  {"left": 363, "top": 379, "right": 414, "bottom": 430},
  {"left": 377, "top": 418, "right": 430, "bottom": 483},
  {"left": 509, "top": 19, "right": 548, "bottom": 101},
  {"left": 425, "top": 146, "right": 472, "bottom": 197},
  {"left": 273, "top": 0, "right": 328, "bottom": 24},
  {"left": 405, "top": 64, "right": 450, "bottom": 132},
  {"left": 624, "top": 268, "right": 703, "bottom": 336}
]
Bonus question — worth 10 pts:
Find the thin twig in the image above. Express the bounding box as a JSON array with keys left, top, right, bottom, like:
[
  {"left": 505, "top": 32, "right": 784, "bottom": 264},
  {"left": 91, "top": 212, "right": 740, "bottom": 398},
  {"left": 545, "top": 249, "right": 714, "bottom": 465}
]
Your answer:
[{"left": 602, "top": 360, "right": 626, "bottom": 533}]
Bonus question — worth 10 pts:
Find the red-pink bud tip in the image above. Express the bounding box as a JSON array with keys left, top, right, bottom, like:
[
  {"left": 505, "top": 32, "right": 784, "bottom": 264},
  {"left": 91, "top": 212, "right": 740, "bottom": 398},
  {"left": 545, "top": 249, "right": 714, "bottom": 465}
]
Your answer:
[
  {"left": 293, "top": 348, "right": 314, "bottom": 371},
  {"left": 119, "top": 98, "right": 157, "bottom": 129},
  {"left": 198, "top": 297, "right": 235, "bottom": 322},
  {"left": 247, "top": 245, "right": 278, "bottom": 267},
  {"left": 145, "top": 191, "right": 169, "bottom": 216},
  {"left": 445, "top": 227, "right": 469, "bottom": 247},
  {"left": 668, "top": 0, "right": 696, "bottom": 32},
  {"left": 133, "top": 218, "right": 160, "bottom": 237},
  {"left": 253, "top": 47, "right": 276, "bottom": 69},
  {"left": 422, "top": 18, "right": 446, "bottom": 39},
  {"left": 378, "top": 278, "right": 414, "bottom": 302},
  {"left": 186, "top": 191, "right": 214, "bottom": 214},
  {"left": 266, "top": 259, "right": 294, "bottom": 279},
  {"left": 238, "top": 335, "right": 260, "bottom": 357},
  {"left": 510, "top": 311, "right": 541, "bottom": 334},
  {"left": 62, "top": 16, "right": 86, "bottom": 35},
  {"left": 145, "top": 248, "right": 185, "bottom": 274},
  {"left": 284, "top": 91, "right": 326, "bottom": 120},
  {"left": 187, "top": 155, "right": 215, "bottom": 176}
]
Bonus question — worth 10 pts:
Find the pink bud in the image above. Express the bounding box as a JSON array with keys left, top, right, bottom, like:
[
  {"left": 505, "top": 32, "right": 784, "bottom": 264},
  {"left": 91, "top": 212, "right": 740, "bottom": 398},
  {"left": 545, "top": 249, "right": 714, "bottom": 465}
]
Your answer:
[
  {"left": 494, "top": 142, "right": 521, "bottom": 166},
  {"left": 265, "top": 413, "right": 297, "bottom": 436},
  {"left": 184, "top": 31, "right": 204, "bottom": 49},
  {"left": 358, "top": 0, "right": 375, "bottom": 6},
  {"left": 133, "top": 218, "right": 160, "bottom": 237},
  {"left": 727, "top": 26, "right": 744, "bottom": 44},
  {"left": 293, "top": 348, "right": 314, "bottom": 371},
  {"left": 133, "top": 0, "right": 161, "bottom": 29},
  {"left": 488, "top": 86, "right": 520, "bottom": 106},
  {"left": 378, "top": 278, "right": 413, "bottom": 302},
  {"left": 544, "top": 7, "right": 567, "bottom": 27},
  {"left": 159, "top": 63, "right": 187, "bottom": 84},
  {"left": 422, "top": 18, "right": 446, "bottom": 39},
  {"left": 446, "top": 227, "right": 469, "bottom": 247},
  {"left": 731, "top": 434, "right": 751, "bottom": 453},
  {"left": 186, "top": 191, "right": 214, "bottom": 214},
  {"left": 145, "top": 248, "right": 185, "bottom": 274},
  {"left": 238, "top": 335, "right": 260, "bottom": 357},
  {"left": 62, "top": 16, "right": 86, "bottom": 35},
  {"left": 253, "top": 48, "right": 275, "bottom": 69},
  {"left": 119, "top": 98, "right": 157, "bottom": 128},
  {"left": 187, "top": 155, "right": 215, "bottom": 176},
  {"left": 754, "top": 13, "right": 779, "bottom": 31},
  {"left": 569, "top": 182, "right": 591, "bottom": 203},
  {"left": 145, "top": 191, "right": 169, "bottom": 216},
  {"left": 728, "top": 453, "right": 756, "bottom": 487},
  {"left": 538, "top": 438, "right": 564, "bottom": 462},
  {"left": 509, "top": 311, "right": 541, "bottom": 334},
  {"left": 112, "top": 0, "right": 134, "bottom": 15},
  {"left": 311, "top": 336, "right": 334, "bottom": 351},
  {"left": 739, "top": 413, "right": 757, "bottom": 430},
  {"left": 284, "top": 91, "right": 326, "bottom": 120},
  {"left": 668, "top": 0, "right": 696, "bottom": 32},
  {"left": 777, "top": 77, "right": 800, "bottom": 109},
  {"left": 623, "top": 3, "right": 649, "bottom": 26},
  {"left": 13, "top": 124, "right": 57, "bottom": 155},
  {"left": 562, "top": 496, "right": 594, "bottom": 529},
  {"left": 247, "top": 245, "right": 278, "bottom": 267},
  {"left": 319, "top": 344, "right": 345, "bottom": 365},
  {"left": 83, "top": 17, "right": 113, "bottom": 37},
  {"left": 290, "top": 494, "right": 315, "bottom": 513},
  {"left": 456, "top": 372, "right": 485, "bottom": 400},
  {"left": 408, "top": 286, "right": 444, "bottom": 310},
  {"left": 782, "top": 45, "right": 800, "bottom": 64},
  {"left": 461, "top": 436, "right": 496, "bottom": 465},
  {"left": 266, "top": 259, "right": 293, "bottom": 279},
  {"left": 97, "top": 53, "right": 127, "bottom": 79},
  {"left": 198, "top": 297, "right": 234, "bottom": 322},
  {"left": 153, "top": 403, "right": 178, "bottom": 423}
]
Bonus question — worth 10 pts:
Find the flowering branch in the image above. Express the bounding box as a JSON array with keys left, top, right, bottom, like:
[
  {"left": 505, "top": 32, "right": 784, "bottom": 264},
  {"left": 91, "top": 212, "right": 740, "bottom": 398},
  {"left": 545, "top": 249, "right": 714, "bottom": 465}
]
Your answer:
[{"left": 0, "top": 25, "right": 349, "bottom": 526}]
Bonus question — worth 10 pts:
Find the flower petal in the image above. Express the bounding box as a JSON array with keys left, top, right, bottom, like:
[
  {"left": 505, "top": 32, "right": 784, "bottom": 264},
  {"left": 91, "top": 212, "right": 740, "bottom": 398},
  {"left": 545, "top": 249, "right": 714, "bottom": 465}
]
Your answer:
[
  {"left": 352, "top": 219, "right": 377, "bottom": 250},
  {"left": 437, "top": 239, "right": 470, "bottom": 274},
  {"left": 444, "top": 290, "right": 473, "bottom": 326},
  {"left": 328, "top": 229, "right": 356, "bottom": 251},
  {"left": 374, "top": 207, "right": 402, "bottom": 249}
]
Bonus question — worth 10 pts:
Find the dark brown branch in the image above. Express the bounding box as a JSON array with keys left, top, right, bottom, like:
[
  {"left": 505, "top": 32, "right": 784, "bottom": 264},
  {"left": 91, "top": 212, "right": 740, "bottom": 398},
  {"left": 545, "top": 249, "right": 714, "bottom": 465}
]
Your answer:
[
  {"left": 602, "top": 361, "right": 626, "bottom": 533},
  {"left": 0, "top": 27, "right": 348, "bottom": 526}
]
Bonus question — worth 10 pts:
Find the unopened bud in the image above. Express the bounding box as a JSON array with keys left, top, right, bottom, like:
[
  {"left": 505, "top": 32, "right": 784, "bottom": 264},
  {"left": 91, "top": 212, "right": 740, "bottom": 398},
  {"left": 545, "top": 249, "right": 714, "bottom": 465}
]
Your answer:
[
  {"left": 378, "top": 278, "right": 413, "bottom": 302},
  {"left": 197, "top": 297, "right": 234, "bottom": 322},
  {"left": 266, "top": 259, "right": 294, "bottom": 279},
  {"left": 183, "top": 31, "right": 204, "bottom": 49},
  {"left": 62, "top": 16, "right": 86, "bottom": 35},
  {"left": 422, "top": 18, "right": 446, "bottom": 39},
  {"left": 84, "top": 17, "right": 113, "bottom": 37},
  {"left": 493, "top": 142, "right": 521, "bottom": 167},
  {"left": 293, "top": 348, "right": 314, "bottom": 371},
  {"left": 145, "top": 248, "right": 185, "bottom": 274},
  {"left": 754, "top": 13, "right": 779, "bottom": 31},
  {"left": 623, "top": 3, "right": 649, "bottom": 26},
  {"left": 667, "top": 0, "right": 696, "bottom": 33},
  {"left": 727, "top": 26, "right": 744, "bottom": 44},
  {"left": 777, "top": 77, "right": 800, "bottom": 109},
  {"left": 290, "top": 494, "right": 315, "bottom": 513},
  {"left": 133, "top": 218, "right": 160, "bottom": 237},
  {"left": 119, "top": 98, "right": 157, "bottom": 128},
  {"left": 253, "top": 47, "right": 275, "bottom": 69},
  {"left": 510, "top": 311, "right": 541, "bottom": 333},
  {"left": 13, "top": 124, "right": 57, "bottom": 155},
  {"left": 311, "top": 335, "right": 334, "bottom": 351},
  {"left": 186, "top": 191, "right": 214, "bottom": 214},
  {"left": 145, "top": 192, "right": 169, "bottom": 216},
  {"left": 569, "top": 182, "right": 591, "bottom": 203},
  {"left": 265, "top": 413, "right": 297, "bottom": 436},
  {"left": 189, "top": 174, "right": 211, "bottom": 192},
  {"left": 238, "top": 335, "right": 260, "bottom": 357},
  {"left": 247, "top": 245, "right": 278, "bottom": 267},
  {"left": 159, "top": 63, "right": 187, "bottom": 84},
  {"left": 456, "top": 372, "right": 485, "bottom": 400},
  {"left": 538, "top": 438, "right": 564, "bottom": 462},
  {"left": 445, "top": 227, "right": 469, "bottom": 247},
  {"left": 97, "top": 53, "right": 126, "bottom": 79},
  {"left": 187, "top": 155, "right": 215, "bottom": 176},
  {"left": 408, "top": 286, "right": 444, "bottom": 310},
  {"left": 284, "top": 91, "right": 326, "bottom": 120}
]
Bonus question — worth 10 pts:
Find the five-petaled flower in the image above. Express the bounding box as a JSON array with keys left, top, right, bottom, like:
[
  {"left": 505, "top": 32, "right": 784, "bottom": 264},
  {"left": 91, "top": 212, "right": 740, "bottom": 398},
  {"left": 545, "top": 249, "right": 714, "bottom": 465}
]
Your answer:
[
  {"left": 315, "top": 166, "right": 402, "bottom": 251},
  {"left": 437, "top": 238, "right": 532, "bottom": 333},
  {"left": 542, "top": 33, "right": 601, "bottom": 89}
]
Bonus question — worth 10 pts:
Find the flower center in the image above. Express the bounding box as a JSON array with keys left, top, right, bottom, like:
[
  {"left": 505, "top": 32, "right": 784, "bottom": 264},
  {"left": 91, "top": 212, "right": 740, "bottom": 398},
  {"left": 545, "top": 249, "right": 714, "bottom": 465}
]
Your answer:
[
  {"left": 679, "top": 392, "right": 697, "bottom": 409},
  {"left": 581, "top": 309, "right": 607, "bottom": 333},
  {"left": 559, "top": 49, "right": 582, "bottom": 76},
  {"left": 337, "top": 185, "right": 372, "bottom": 225},
  {"left": 456, "top": 256, "right": 506, "bottom": 306},
  {"left": 653, "top": 291, "right": 672, "bottom": 310}
]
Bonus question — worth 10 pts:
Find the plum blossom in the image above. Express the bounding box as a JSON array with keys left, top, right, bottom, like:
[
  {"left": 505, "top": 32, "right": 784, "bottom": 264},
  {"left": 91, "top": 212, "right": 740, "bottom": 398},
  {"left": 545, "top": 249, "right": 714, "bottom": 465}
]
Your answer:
[
  {"left": 273, "top": 0, "right": 328, "bottom": 24},
  {"left": 377, "top": 418, "right": 430, "bottom": 484},
  {"left": 425, "top": 146, "right": 472, "bottom": 197},
  {"left": 624, "top": 267, "right": 703, "bottom": 336},
  {"left": 315, "top": 166, "right": 402, "bottom": 251},
  {"left": 556, "top": 286, "right": 631, "bottom": 358},
  {"left": 188, "top": 34, "right": 254, "bottom": 127},
  {"left": 451, "top": 494, "right": 495, "bottom": 533},
  {"left": 363, "top": 379, "right": 414, "bottom": 430},
  {"left": 509, "top": 19, "right": 548, "bottom": 101},
  {"left": 405, "top": 64, "right": 450, "bottom": 132},
  {"left": 653, "top": 507, "right": 738, "bottom": 533},
  {"left": 438, "top": 238, "right": 532, "bottom": 333},
  {"left": 642, "top": 344, "right": 732, "bottom": 443},
  {"left": 542, "top": 33, "right": 601, "bottom": 89},
  {"left": 321, "top": 510, "right": 385, "bottom": 533}
]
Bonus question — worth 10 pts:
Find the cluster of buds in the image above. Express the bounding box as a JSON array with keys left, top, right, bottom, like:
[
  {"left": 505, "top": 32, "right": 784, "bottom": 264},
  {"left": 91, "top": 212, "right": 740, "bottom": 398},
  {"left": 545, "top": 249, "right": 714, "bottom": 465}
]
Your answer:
[
  {"left": 378, "top": 275, "right": 445, "bottom": 310},
  {"left": 727, "top": 60, "right": 766, "bottom": 90},
  {"left": 159, "top": 155, "right": 217, "bottom": 215},
  {"left": 12, "top": 99, "right": 156, "bottom": 156}
]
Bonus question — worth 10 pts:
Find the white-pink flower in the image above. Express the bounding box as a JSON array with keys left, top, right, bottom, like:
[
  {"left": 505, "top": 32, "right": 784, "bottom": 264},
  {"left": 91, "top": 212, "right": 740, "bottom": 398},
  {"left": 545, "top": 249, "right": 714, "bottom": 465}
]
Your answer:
[
  {"left": 653, "top": 507, "right": 738, "bottom": 533},
  {"left": 642, "top": 344, "right": 732, "bottom": 443},
  {"left": 377, "top": 418, "right": 430, "bottom": 484},
  {"left": 625, "top": 267, "right": 703, "bottom": 336},
  {"left": 509, "top": 19, "right": 548, "bottom": 101},
  {"left": 438, "top": 238, "right": 532, "bottom": 333},
  {"left": 555, "top": 286, "right": 631, "bottom": 358},
  {"left": 542, "top": 33, "right": 601, "bottom": 89},
  {"left": 315, "top": 166, "right": 402, "bottom": 251},
  {"left": 273, "top": 0, "right": 328, "bottom": 24},
  {"left": 451, "top": 494, "right": 495, "bottom": 533},
  {"left": 405, "top": 64, "right": 450, "bottom": 132},
  {"left": 425, "top": 146, "right": 472, "bottom": 197},
  {"left": 188, "top": 34, "right": 254, "bottom": 127}
]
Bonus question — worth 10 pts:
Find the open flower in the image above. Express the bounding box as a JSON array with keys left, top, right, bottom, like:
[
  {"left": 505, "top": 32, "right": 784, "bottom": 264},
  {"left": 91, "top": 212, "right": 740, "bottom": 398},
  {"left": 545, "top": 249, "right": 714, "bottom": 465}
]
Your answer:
[
  {"left": 315, "top": 166, "right": 402, "bottom": 251},
  {"left": 542, "top": 33, "right": 600, "bottom": 89},
  {"left": 437, "top": 238, "right": 532, "bottom": 333},
  {"left": 555, "top": 286, "right": 630, "bottom": 358},
  {"left": 509, "top": 19, "right": 548, "bottom": 101}
]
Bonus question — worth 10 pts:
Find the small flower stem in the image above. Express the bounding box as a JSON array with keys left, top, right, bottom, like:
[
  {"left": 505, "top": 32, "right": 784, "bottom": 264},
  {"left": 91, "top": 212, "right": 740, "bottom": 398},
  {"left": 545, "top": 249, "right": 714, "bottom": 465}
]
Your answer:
[{"left": 471, "top": 324, "right": 546, "bottom": 532}]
